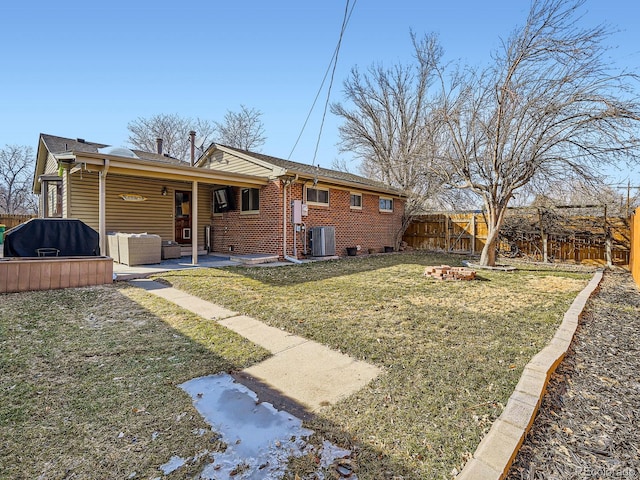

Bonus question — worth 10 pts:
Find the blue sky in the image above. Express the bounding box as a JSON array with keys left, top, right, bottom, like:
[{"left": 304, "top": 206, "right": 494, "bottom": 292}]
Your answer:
[{"left": 1, "top": 0, "right": 638, "bottom": 184}]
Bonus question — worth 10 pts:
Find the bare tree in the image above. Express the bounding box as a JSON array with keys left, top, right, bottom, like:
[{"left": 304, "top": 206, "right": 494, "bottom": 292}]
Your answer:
[
  {"left": 214, "top": 105, "right": 266, "bottom": 151},
  {"left": 331, "top": 34, "right": 446, "bottom": 245},
  {"left": 0, "top": 145, "right": 37, "bottom": 214},
  {"left": 127, "top": 113, "right": 215, "bottom": 161},
  {"left": 539, "top": 177, "right": 640, "bottom": 217},
  {"left": 435, "top": 0, "right": 640, "bottom": 265}
]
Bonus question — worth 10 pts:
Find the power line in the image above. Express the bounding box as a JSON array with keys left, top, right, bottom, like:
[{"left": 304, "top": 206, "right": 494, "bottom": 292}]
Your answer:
[{"left": 288, "top": 0, "right": 357, "bottom": 162}]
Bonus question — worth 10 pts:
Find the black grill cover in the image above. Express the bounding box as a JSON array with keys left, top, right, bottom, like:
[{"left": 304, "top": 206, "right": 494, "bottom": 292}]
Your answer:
[{"left": 4, "top": 219, "right": 100, "bottom": 257}]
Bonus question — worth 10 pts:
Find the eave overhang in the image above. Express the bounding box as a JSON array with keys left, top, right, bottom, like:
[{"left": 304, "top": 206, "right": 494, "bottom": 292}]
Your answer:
[{"left": 54, "top": 151, "right": 270, "bottom": 188}]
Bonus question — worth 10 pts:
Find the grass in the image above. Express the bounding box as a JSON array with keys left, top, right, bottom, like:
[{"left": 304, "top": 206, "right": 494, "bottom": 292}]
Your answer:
[
  {"left": 0, "top": 284, "right": 269, "bottom": 479},
  {"left": 0, "top": 252, "right": 592, "bottom": 479},
  {"left": 153, "top": 252, "right": 592, "bottom": 479}
]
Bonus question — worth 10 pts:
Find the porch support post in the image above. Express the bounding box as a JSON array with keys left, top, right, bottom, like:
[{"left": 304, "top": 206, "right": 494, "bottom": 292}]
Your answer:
[
  {"left": 192, "top": 180, "right": 198, "bottom": 265},
  {"left": 99, "top": 159, "right": 109, "bottom": 256}
]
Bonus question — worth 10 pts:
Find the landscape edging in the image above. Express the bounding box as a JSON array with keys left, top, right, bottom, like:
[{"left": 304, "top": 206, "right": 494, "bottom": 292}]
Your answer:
[{"left": 456, "top": 269, "right": 604, "bottom": 480}]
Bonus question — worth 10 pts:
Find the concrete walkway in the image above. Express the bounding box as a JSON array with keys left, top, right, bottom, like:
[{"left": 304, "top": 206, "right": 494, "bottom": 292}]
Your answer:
[{"left": 129, "top": 278, "right": 381, "bottom": 412}]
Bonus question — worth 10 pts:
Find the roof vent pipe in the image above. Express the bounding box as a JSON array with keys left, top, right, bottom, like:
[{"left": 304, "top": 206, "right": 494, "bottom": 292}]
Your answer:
[
  {"left": 189, "top": 130, "right": 196, "bottom": 166},
  {"left": 156, "top": 138, "right": 163, "bottom": 155}
]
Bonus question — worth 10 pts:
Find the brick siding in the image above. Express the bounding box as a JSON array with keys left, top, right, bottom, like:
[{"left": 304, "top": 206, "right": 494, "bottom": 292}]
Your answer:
[{"left": 210, "top": 180, "right": 404, "bottom": 258}]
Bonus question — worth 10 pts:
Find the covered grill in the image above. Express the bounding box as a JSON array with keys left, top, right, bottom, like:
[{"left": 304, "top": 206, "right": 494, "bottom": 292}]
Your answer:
[{"left": 4, "top": 219, "right": 100, "bottom": 257}]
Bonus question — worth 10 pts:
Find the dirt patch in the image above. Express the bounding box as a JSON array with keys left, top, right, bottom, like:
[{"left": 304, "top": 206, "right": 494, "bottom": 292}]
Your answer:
[
  {"left": 526, "top": 275, "right": 589, "bottom": 293},
  {"left": 507, "top": 271, "right": 640, "bottom": 479}
]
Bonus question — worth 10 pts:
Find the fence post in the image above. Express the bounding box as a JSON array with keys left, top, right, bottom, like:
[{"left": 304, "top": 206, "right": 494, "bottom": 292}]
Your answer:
[
  {"left": 445, "top": 214, "right": 450, "bottom": 252},
  {"left": 604, "top": 205, "right": 612, "bottom": 268},
  {"left": 538, "top": 208, "right": 548, "bottom": 263},
  {"left": 471, "top": 214, "right": 476, "bottom": 254}
]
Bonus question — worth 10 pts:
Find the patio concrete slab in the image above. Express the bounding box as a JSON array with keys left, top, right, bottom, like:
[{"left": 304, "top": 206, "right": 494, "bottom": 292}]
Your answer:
[
  {"left": 128, "top": 279, "right": 381, "bottom": 412},
  {"left": 113, "top": 254, "right": 239, "bottom": 280},
  {"left": 229, "top": 253, "right": 279, "bottom": 265}
]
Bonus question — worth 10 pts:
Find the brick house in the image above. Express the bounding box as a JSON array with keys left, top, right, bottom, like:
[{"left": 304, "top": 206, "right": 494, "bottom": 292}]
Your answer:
[
  {"left": 33, "top": 134, "right": 405, "bottom": 261},
  {"left": 198, "top": 144, "right": 405, "bottom": 259}
]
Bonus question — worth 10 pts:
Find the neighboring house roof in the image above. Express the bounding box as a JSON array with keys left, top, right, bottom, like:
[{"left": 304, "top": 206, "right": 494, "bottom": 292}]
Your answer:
[{"left": 201, "top": 143, "right": 404, "bottom": 196}]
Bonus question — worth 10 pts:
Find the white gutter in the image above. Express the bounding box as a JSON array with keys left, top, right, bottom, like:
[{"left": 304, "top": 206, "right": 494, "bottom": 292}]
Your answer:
[{"left": 69, "top": 152, "right": 270, "bottom": 187}]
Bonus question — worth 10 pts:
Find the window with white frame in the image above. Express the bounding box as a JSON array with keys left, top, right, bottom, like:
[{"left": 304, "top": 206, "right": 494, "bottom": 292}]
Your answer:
[
  {"left": 40, "top": 176, "right": 62, "bottom": 218},
  {"left": 379, "top": 196, "right": 393, "bottom": 212},
  {"left": 306, "top": 187, "right": 329, "bottom": 205},
  {"left": 350, "top": 192, "right": 362, "bottom": 209},
  {"left": 241, "top": 187, "right": 260, "bottom": 213}
]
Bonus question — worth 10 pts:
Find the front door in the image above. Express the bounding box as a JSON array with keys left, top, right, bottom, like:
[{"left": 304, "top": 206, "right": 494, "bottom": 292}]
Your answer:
[{"left": 175, "top": 191, "right": 192, "bottom": 244}]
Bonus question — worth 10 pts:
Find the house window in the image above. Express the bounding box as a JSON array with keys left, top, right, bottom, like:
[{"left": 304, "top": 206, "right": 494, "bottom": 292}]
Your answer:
[
  {"left": 350, "top": 193, "right": 362, "bottom": 210},
  {"left": 306, "top": 187, "right": 329, "bottom": 205},
  {"left": 40, "top": 176, "right": 62, "bottom": 218},
  {"left": 379, "top": 197, "right": 393, "bottom": 212},
  {"left": 241, "top": 188, "right": 260, "bottom": 213}
]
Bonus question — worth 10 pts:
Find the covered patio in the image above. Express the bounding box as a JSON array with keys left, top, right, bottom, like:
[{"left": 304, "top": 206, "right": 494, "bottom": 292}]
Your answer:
[{"left": 34, "top": 135, "right": 269, "bottom": 266}]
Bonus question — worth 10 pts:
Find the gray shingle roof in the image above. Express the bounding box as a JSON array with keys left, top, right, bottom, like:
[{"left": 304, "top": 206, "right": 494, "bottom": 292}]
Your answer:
[
  {"left": 40, "top": 134, "right": 184, "bottom": 166},
  {"left": 40, "top": 134, "right": 402, "bottom": 195},
  {"left": 41, "top": 134, "right": 107, "bottom": 154},
  {"left": 217, "top": 144, "right": 402, "bottom": 194}
]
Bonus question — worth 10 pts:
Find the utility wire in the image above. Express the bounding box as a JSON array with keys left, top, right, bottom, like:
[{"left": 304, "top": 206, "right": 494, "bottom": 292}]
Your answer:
[{"left": 288, "top": 0, "right": 357, "bottom": 162}]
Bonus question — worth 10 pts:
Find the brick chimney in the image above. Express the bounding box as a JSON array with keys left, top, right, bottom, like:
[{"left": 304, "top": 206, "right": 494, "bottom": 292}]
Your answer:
[{"left": 156, "top": 138, "right": 163, "bottom": 155}]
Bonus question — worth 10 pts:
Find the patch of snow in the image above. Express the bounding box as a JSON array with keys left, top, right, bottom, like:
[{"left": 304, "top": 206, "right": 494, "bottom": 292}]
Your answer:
[
  {"left": 319, "top": 439, "right": 352, "bottom": 469},
  {"left": 172, "top": 374, "right": 358, "bottom": 479},
  {"left": 180, "top": 374, "right": 313, "bottom": 479},
  {"left": 159, "top": 455, "right": 186, "bottom": 475}
]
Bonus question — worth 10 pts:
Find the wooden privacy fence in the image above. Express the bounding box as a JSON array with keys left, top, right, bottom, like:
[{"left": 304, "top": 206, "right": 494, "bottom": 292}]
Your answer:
[
  {"left": 404, "top": 212, "right": 487, "bottom": 254},
  {"left": 0, "top": 214, "right": 36, "bottom": 230},
  {"left": 403, "top": 211, "right": 631, "bottom": 266}
]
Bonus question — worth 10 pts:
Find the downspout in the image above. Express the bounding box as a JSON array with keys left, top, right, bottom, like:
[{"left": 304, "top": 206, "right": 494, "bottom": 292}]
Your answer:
[
  {"left": 99, "top": 158, "right": 110, "bottom": 256},
  {"left": 192, "top": 180, "right": 198, "bottom": 265},
  {"left": 282, "top": 177, "right": 302, "bottom": 264}
]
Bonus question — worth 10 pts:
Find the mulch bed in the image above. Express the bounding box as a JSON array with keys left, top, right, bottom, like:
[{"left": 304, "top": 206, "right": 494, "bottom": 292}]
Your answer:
[{"left": 507, "top": 271, "right": 640, "bottom": 479}]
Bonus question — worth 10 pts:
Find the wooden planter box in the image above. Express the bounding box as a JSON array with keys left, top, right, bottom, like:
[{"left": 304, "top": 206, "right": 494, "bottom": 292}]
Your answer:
[{"left": 0, "top": 256, "right": 113, "bottom": 294}]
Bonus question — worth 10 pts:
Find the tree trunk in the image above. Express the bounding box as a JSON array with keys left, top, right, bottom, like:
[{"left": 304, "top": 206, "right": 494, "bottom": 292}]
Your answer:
[
  {"left": 479, "top": 203, "right": 507, "bottom": 267},
  {"left": 395, "top": 211, "right": 415, "bottom": 250},
  {"left": 480, "top": 226, "right": 499, "bottom": 266}
]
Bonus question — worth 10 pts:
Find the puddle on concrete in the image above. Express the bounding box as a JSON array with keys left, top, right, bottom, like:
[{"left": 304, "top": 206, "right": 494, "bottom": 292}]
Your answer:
[{"left": 165, "top": 373, "right": 355, "bottom": 479}]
